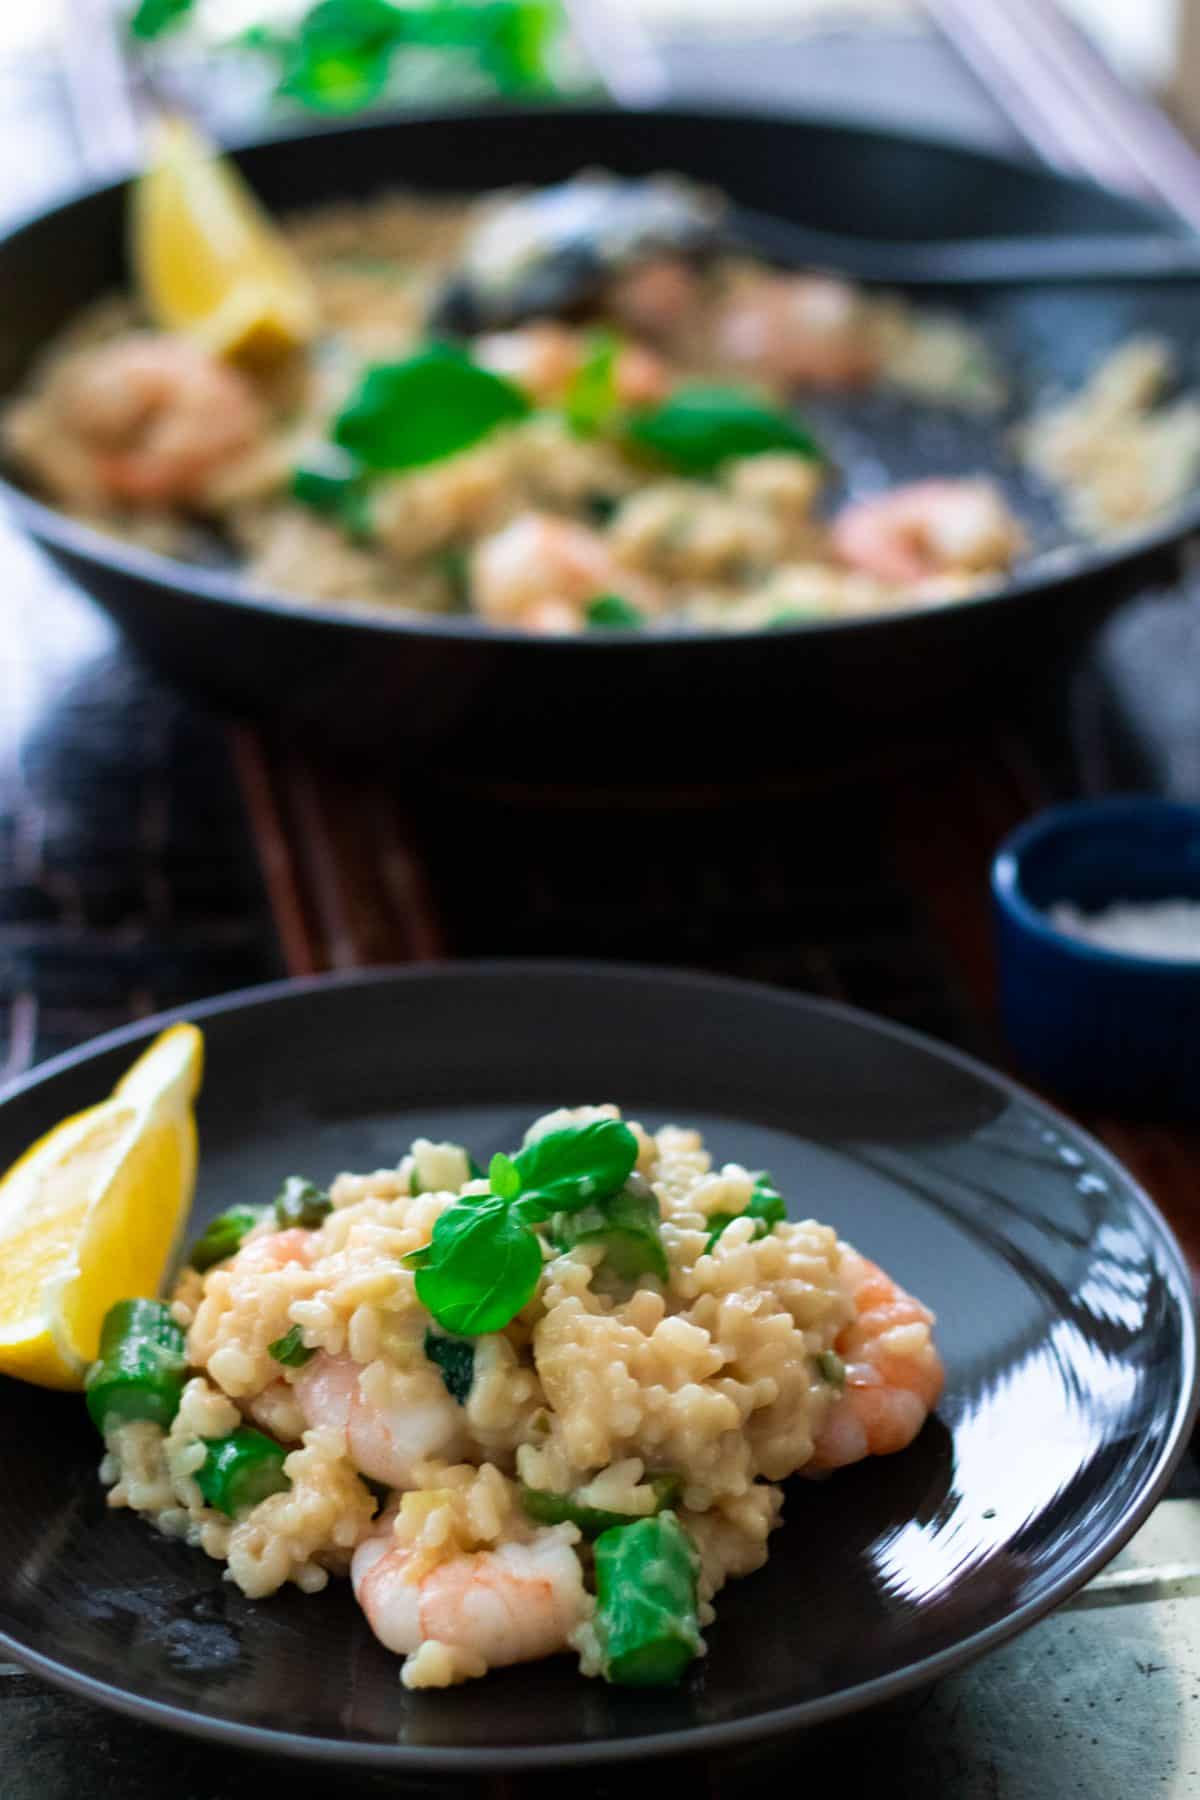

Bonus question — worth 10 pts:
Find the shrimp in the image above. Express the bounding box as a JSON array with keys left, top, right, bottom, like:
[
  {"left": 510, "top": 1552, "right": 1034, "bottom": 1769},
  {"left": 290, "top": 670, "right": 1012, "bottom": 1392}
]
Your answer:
[
  {"left": 474, "top": 322, "right": 671, "bottom": 409},
  {"left": 293, "top": 1352, "right": 468, "bottom": 1488},
  {"left": 352, "top": 1514, "right": 587, "bottom": 1676},
  {"left": 808, "top": 1248, "right": 944, "bottom": 1473},
  {"left": 608, "top": 257, "right": 705, "bottom": 343},
  {"left": 831, "top": 477, "right": 1024, "bottom": 587},
  {"left": 35, "top": 332, "right": 267, "bottom": 508},
  {"left": 470, "top": 510, "right": 658, "bottom": 631},
  {"left": 231, "top": 1227, "right": 315, "bottom": 1274},
  {"left": 715, "top": 272, "right": 882, "bottom": 389}
]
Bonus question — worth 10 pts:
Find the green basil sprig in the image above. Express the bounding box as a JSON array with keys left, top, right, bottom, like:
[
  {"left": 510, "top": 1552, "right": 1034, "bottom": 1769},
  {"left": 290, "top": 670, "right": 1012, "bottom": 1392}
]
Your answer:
[
  {"left": 706, "top": 1172, "right": 786, "bottom": 1252},
  {"left": 626, "top": 384, "right": 821, "bottom": 474},
  {"left": 406, "top": 1120, "right": 639, "bottom": 1333},
  {"left": 333, "top": 344, "right": 530, "bottom": 471}
]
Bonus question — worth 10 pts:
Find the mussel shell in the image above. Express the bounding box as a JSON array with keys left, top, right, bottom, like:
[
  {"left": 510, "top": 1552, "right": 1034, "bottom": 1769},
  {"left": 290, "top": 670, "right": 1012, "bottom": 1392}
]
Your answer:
[{"left": 428, "top": 172, "right": 727, "bottom": 335}]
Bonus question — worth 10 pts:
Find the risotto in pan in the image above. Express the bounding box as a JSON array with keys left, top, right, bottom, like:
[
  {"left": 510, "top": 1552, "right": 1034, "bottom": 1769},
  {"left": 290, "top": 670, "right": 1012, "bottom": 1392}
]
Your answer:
[{"left": 8, "top": 123, "right": 1195, "bottom": 634}]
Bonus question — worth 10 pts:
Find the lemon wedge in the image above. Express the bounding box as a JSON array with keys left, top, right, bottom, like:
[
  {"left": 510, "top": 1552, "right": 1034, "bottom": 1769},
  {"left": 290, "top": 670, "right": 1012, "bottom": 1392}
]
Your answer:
[
  {"left": 0, "top": 1023, "right": 203, "bottom": 1389},
  {"left": 132, "top": 115, "right": 318, "bottom": 364}
]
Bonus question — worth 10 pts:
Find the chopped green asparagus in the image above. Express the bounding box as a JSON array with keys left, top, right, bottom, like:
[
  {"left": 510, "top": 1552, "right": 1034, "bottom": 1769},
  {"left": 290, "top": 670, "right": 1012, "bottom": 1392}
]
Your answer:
[
  {"left": 521, "top": 1472, "right": 681, "bottom": 1537},
  {"left": 274, "top": 1175, "right": 332, "bottom": 1230},
  {"left": 268, "top": 1324, "right": 315, "bottom": 1368},
  {"left": 706, "top": 1172, "right": 786, "bottom": 1251},
  {"left": 548, "top": 1172, "right": 667, "bottom": 1280},
  {"left": 84, "top": 1299, "right": 188, "bottom": 1435},
  {"left": 195, "top": 1427, "right": 291, "bottom": 1517},
  {"left": 187, "top": 1204, "right": 269, "bottom": 1272},
  {"left": 592, "top": 1511, "right": 703, "bottom": 1685}
]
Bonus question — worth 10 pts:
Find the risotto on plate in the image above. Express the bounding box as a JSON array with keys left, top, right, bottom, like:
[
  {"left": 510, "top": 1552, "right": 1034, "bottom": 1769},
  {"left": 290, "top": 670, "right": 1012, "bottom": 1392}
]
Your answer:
[{"left": 90, "top": 1103, "right": 943, "bottom": 1690}]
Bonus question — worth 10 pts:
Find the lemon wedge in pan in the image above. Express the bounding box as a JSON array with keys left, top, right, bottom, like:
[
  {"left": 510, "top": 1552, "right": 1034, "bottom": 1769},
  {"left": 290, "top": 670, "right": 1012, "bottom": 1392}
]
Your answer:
[
  {"left": 132, "top": 115, "right": 318, "bottom": 364},
  {"left": 0, "top": 1023, "right": 203, "bottom": 1389}
]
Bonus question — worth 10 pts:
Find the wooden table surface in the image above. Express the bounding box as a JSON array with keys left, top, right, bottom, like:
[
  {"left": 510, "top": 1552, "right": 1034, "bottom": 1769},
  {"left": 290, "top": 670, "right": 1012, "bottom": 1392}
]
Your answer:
[{"left": 1, "top": 4, "right": 1199, "bottom": 1794}]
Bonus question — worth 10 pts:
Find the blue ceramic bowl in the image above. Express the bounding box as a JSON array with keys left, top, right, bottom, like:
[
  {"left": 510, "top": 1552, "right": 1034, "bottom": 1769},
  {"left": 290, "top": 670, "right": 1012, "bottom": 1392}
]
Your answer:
[{"left": 992, "top": 798, "right": 1200, "bottom": 1116}]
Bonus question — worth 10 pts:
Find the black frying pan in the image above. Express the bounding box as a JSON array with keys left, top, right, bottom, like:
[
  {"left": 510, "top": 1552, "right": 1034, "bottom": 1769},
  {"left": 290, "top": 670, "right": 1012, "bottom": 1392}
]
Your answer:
[{"left": 1, "top": 104, "right": 1196, "bottom": 776}]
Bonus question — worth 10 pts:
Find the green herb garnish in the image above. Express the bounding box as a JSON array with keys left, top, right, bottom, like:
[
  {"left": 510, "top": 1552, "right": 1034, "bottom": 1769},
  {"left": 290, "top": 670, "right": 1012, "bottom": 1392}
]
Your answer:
[
  {"left": 586, "top": 594, "right": 645, "bottom": 630},
  {"left": 406, "top": 1119, "right": 639, "bottom": 1334},
  {"left": 566, "top": 329, "right": 621, "bottom": 437},
  {"left": 275, "top": 0, "right": 404, "bottom": 112},
  {"left": 129, "top": 0, "right": 195, "bottom": 37},
  {"left": 817, "top": 1349, "right": 846, "bottom": 1388},
  {"left": 424, "top": 1329, "right": 475, "bottom": 1403},
  {"left": 333, "top": 344, "right": 530, "bottom": 471},
  {"left": 406, "top": 1193, "right": 543, "bottom": 1334},
  {"left": 268, "top": 1325, "right": 316, "bottom": 1368},
  {"left": 510, "top": 1121, "right": 640, "bottom": 1215},
  {"left": 239, "top": 0, "right": 564, "bottom": 113},
  {"left": 626, "top": 385, "right": 821, "bottom": 474},
  {"left": 706, "top": 1172, "right": 786, "bottom": 1252}
]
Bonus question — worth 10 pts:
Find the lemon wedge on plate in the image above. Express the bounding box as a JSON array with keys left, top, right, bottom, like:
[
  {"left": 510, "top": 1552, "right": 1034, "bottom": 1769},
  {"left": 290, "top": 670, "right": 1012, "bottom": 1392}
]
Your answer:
[
  {"left": 132, "top": 115, "right": 318, "bottom": 364},
  {"left": 0, "top": 1023, "right": 203, "bottom": 1389}
]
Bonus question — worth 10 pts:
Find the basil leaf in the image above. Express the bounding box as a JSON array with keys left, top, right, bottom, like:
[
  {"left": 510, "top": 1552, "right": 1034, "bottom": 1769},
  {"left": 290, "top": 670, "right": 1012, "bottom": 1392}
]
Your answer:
[
  {"left": 549, "top": 1176, "right": 667, "bottom": 1281},
  {"left": 586, "top": 594, "right": 645, "bottom": 631},
  {"left": 626, "top": 385, "right": 821, "bottom": 474},
  {"left": 129, "top": 0, "right": 194, "bottom": 38},
  {"left": 489, "top": 1152, "right": 522, "bottom": 1202},
  {"left": 412, "top": 1194, "right": 542, "bottom": 1334},
  {"left": 566, "top": 329, "right": 620, "bottom": 437},
  {"left": 471, "top": 0, "right": 559, "bottom": 93},
  {"left": 334, "top": 345, "right": 530, "bottom": 471},
  {"left": 513, "top": 1120, "right": 639, "bottom": 1214},
  {"left": 277, "top": 0, "right": 406, "bottom": 113},
  {"left": 424, "top": 1329, "right": 475, "bottom": 1403},
  {"left": 268, "top": 1325, "right": 315, "bottom": 1368}
]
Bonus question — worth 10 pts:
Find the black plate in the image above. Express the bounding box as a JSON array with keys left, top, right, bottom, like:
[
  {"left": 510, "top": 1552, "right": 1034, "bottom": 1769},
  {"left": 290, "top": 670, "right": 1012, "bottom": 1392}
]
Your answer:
[
  {"left": 0, "top": 963, "right": 1193, "bottom": 1769},
  {"left": 0, "top": 105, "right": 1196, "bottom": 771}
]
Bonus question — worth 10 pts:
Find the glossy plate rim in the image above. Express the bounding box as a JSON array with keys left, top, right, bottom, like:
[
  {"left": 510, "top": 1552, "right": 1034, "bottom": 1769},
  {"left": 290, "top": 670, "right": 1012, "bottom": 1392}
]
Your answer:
[{"left": 0, "top": 960, "right": 1194, "bottom": 1770}]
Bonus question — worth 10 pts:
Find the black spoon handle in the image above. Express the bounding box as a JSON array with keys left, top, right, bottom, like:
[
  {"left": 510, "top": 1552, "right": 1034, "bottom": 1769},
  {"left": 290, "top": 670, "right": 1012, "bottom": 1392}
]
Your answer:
[{"left": 732, "top": 209, "right": 1200, "bottom": 286}]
